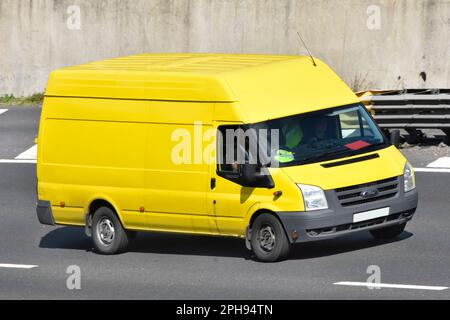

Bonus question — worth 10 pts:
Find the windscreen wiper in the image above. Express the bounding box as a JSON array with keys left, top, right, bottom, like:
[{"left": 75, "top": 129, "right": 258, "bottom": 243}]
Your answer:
[
  {"left": 288, "top": 142, "right": 388, "bottom": 166},
  {"left": 289, "top": 147, "right": 347, "bottom": 166}
]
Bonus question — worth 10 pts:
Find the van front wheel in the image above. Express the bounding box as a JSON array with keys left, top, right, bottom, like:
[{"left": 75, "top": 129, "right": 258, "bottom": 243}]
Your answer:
[
  {"left": 92, "top": 207, "right": 129, "bottom": 255},
  {"left": 251, "top": 213, "right": 290, "bottom": 262}
]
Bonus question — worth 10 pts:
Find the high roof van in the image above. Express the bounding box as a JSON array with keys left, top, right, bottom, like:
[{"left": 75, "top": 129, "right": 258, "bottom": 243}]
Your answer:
[{"left": 36, "top": 54, "right": 418, "bottom": 262}]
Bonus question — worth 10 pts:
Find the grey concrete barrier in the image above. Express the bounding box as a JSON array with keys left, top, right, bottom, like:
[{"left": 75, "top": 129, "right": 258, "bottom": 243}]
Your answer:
[{"left": 1, "top": 0, "right": 450, "bottom": 97}]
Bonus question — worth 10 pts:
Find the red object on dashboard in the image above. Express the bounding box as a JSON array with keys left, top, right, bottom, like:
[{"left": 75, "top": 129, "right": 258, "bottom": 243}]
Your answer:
[{"left": 345, "top": 140, "right": 371, "bottom": 150}]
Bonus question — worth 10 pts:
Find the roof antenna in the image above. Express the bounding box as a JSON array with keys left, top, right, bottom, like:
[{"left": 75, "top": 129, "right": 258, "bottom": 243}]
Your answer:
[{"left": 296, "top": 31, "right": 317, "bottom": 67}]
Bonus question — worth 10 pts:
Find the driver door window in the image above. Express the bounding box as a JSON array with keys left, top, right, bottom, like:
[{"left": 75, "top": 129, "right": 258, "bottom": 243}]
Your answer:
[{"left": 217, "top": 125, "right": 241, "bottom": 175}]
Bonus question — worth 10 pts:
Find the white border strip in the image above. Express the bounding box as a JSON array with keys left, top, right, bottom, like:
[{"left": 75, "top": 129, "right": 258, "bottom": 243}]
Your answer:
[
  {"left": 334, "top": 281, "right": 448, "bottom": 291},
  {"left": 0, "top": 109, "right": 8, "bottom": 115},
  {"left": 0, "top": 263, "right": 38, "bottom": 269}
]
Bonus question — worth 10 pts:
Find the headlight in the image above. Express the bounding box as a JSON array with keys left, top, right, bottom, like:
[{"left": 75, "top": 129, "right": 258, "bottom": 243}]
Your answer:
[
  {"left": 404, "top": 162, "right": 416, "bottom": 192},
  {"left": 297, "top": 184, "right": 328, "bottom": 211}
]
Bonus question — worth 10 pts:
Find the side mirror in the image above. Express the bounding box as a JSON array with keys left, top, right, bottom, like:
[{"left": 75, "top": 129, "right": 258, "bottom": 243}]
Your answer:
[
  {"left": 241, "top": 163, "right": 257, "bottom": 182},
  {"left": 390, "top": 129, "right": 401, "bottom": 148},
  {"left": 240, "top": 164, "right": 275, "bottom": 189}
]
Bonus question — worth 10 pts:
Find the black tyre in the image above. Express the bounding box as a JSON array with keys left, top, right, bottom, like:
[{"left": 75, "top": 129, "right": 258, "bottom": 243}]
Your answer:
[
  {"left": 251, "top": 213, "right": 291, "bottom": 262},
  {"left": 370, "top": 223, "right": 406, "bottom": 240},
  {"left": 92, "top": 207, "right": 130, "bottom": 255},
  {"left": 127, "top": 230, "right": 138, "bottom": 240}
]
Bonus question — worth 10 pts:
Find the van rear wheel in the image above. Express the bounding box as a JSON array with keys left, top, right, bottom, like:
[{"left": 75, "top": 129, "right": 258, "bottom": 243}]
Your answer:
[
  {"left": 370, "top": 222, "right": 406, "bottom": 240},
  {"left": 251, "top": 213, "right": 290, "bottom": 262},
  {"left": 92, "top": 207, "right": 129, "bottom": 255}
]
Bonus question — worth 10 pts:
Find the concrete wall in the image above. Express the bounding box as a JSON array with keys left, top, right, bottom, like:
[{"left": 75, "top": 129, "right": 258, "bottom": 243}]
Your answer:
[{"left": 1, "top": 0, "right": 450, "bottom": 96}]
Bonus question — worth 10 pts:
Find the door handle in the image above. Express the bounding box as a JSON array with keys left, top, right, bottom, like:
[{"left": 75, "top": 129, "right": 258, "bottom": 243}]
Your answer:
[{"left": 210, "top": 178, "right": 216, "bottom": 190}]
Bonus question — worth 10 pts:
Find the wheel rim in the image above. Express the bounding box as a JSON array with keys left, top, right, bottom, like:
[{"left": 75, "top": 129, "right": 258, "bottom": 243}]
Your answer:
[
  {"left": 96, "top": 217, "right": 115, "bottom": 246},
  {"left": 258, "top": 224, "right": 276, "bottom": 252}
]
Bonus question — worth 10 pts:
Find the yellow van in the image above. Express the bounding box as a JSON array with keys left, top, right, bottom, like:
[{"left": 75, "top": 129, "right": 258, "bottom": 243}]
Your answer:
[{"left": 36, "top": 54, "right": 418, "bottom": 262}]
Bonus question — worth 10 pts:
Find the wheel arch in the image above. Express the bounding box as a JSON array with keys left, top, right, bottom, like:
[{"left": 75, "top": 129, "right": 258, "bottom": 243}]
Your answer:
[
  {"left": 84, "top": 196, "right": 125, "bottom": 237},
  {"left": 245, "top": 207, "right": 291, "bottom": 249}
]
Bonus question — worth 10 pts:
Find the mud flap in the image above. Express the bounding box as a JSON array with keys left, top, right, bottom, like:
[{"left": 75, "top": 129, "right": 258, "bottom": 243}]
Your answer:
[
  {"left": 245, "top": 226, "right": 252, "bottom": 250},
  {"left": 85, "top": 214, "right": 92, "bottom": 237}
]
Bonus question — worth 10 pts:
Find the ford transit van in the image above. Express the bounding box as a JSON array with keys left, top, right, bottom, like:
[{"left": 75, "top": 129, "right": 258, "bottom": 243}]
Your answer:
[{"left": 36, "top": 54, "right": 418, "bottom": 262}]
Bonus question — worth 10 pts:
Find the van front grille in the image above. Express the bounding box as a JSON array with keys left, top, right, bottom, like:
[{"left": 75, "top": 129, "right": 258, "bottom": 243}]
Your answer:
[{"left": 335, "top": 177, "right": 399, "bottom": 207}]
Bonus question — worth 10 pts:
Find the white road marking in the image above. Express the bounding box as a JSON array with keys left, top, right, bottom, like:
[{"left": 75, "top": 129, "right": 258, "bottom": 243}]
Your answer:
[
  {"left": 414, "top": 167, "right": 450, "bottom": 173},
  {"left": 0, "top": 109, "right": 8, "bottom": 115},
  {"left": 15, "top": 144, "right": 37, "bottom": 160},
  {"left": 427, "top": 157, "right": 450, "bottom": 168},
  {"left": 334, "top": 281, "right": 448, "bottom": 291},
  {"left": 0, "top": 263, "right": 38, "bottom": 269},
  {"left": 0, "top": 159, "right": 37, "bottom": 164}
]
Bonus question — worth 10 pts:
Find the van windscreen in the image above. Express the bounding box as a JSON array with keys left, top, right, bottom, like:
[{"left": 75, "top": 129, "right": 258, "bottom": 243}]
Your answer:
[{"left": 252, "top": 104, "right": 389, "bottom": 167}]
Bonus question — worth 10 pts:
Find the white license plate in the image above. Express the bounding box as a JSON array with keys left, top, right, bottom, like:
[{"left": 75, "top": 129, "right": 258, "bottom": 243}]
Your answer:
[{"left": 353, "top": 207, "right": 390, "bottom": 223}]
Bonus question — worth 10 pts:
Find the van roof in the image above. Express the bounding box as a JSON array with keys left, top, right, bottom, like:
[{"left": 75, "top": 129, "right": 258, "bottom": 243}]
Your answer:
[
  {"left": 61, "top": 53, "right": 298, "bottom": 74},
  {"left": 46, "top": 54, "right": 359, "bottom": 123}
]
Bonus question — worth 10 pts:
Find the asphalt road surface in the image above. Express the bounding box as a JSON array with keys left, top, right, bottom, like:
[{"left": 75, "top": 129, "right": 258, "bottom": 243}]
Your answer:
[{"left": 0, "top": 106, "right": 449, "bottom": 300}]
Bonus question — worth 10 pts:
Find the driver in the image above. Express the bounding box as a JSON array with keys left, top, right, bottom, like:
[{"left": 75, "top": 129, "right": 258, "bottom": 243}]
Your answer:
[
  {"left": 307, "top": 117, "right": 328, "bottom": 144},
  {"left": 274, "top": 120, "right": 304, "bottom": 163}
]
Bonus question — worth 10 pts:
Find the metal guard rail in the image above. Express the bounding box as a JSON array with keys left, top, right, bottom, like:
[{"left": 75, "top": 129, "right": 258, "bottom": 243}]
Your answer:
[{"left": 359, "top": 89, "right": 450, "bottom": 139}]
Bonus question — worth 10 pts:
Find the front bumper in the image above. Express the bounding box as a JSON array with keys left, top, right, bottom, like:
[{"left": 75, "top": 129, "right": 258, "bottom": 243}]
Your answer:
[{"left": 276, "top": 180, "right": 418, "bottom": 243}]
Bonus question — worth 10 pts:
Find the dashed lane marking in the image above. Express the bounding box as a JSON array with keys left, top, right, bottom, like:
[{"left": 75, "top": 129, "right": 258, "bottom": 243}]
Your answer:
[
  {"left": 334, "top": 281, "right": 448, "bottom": 291},
  {"left": 0, "top": 263, "right": 38, "bottom": 269},
  {"left": 0, "top": 109, "right": 8, "bottom": 115},
  {"left": 0, "top": 159, "right": 37, "bottom": 164},
  {"left": 414, "top": 168, "right": 450, "bottom": 173}
]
